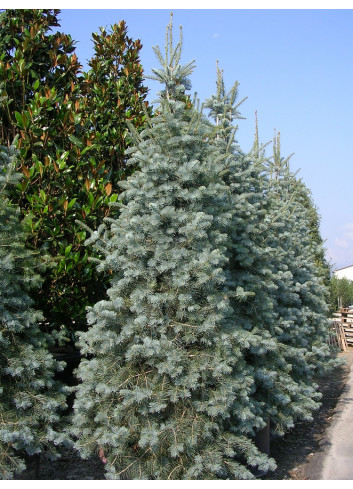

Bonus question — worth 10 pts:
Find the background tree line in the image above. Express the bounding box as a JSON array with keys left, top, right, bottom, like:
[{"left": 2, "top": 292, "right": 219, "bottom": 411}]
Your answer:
[{"left": 330, "top": 276, "right": 353, "bottom": 312}]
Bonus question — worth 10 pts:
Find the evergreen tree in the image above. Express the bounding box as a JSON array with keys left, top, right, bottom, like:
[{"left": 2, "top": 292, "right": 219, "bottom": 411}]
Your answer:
[
  {"left": 204, "top": 71, "right": 334, "bottom": 438},
  {"left": 294, "top": 180, "right": 331, "bottom": 287},
  {"left": 204, "top": 71, "right": 297, "bottom": 438},
  {"left": 0, "top": 9, "right": 150, "bottom": 337},
  {"left": 0, "top": 9, "right": 80, "bottom": 144},
  {"left": 71, "top": 20, "right": 274, "bottom": 480},
  {"left": 0, "top": 8, "right": 86, "bottom": 335},
  {"left": 82, "top": 21, "right": 150, "bottom": 189},
  {"left": 203, "top": 68, "right": 282, "bottom": 432},
  {"left": 0, "top": 144, "right": 67, "bottom": 479},
  {"left": 261, "top": 133, "right": 334, "bottom": 433}
]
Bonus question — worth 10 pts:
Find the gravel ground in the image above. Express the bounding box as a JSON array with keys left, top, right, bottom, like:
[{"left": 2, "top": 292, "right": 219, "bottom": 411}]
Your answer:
[{"left": 15, "top": 349, "right": 353, "bottom": 480}]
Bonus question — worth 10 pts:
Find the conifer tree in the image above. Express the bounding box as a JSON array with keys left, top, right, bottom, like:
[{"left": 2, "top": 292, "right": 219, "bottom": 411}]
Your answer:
[
  {"left": 204, "top": 71, "right": 334, "bottom": 437},
  {"left": 0, "top": 144, "right": 67, "bottom": 479},
  {"left": 260, "top": 133, "right": 334, "bottom": 433},
  {"left": 71, "top": 19, "right": 274, "bottom": 480},
  {"left": 204, "top": 71, "right": 294, "bottom": 438},
  {"left": 293, "top": 179, "right": 331, "bottom": 287}
]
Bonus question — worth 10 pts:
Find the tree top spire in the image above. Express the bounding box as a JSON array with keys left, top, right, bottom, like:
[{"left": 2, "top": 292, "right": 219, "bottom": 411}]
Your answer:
[{"left": 148, "top": 13, "right": 196, "bottom": 101}]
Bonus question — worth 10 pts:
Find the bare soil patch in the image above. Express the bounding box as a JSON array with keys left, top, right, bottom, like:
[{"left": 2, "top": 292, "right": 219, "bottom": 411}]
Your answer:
[{"left": 263, "top": 349, "right": 353, "bottom": 480}]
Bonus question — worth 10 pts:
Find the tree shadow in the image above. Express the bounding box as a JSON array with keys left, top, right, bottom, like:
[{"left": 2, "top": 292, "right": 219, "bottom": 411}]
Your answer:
[{"left": 263, "top": 354, "right": 352, "bottom": 480}]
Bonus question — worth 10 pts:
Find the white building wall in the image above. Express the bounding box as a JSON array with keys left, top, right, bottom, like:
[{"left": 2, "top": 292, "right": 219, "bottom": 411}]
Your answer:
[{"left": 334, "top": 265, "right": 353, "bottom": 281}]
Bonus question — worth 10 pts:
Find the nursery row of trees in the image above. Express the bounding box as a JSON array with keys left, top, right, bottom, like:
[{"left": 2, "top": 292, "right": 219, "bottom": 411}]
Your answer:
[{"left": 0, "top": 9, "right": 339, "bottom": 480}]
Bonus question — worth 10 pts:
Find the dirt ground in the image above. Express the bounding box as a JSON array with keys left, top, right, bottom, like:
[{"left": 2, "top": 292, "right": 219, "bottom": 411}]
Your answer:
[
  {"left": 263, "top": 348, "right": 353, "bottom": 480},
  {"left": 15, "top": 348, "right": 353, "bottom": 480}
]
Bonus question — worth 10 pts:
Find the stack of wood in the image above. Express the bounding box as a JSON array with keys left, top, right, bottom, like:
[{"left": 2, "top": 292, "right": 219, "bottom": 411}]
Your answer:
[
  {"left": 330, "top": 307, "right": 353, "bottom": 350},
  {"left": 330, "top": 320, "right": 348, "bottom": 351}
]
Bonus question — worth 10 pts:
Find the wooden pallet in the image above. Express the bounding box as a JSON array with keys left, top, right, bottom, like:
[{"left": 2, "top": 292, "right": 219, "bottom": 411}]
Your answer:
[
  {"left": 330, "top": 320, "right": 348, "bottom": 351},
  {"left": 330, "top": 308, "right": 353, "bottom": 349}
]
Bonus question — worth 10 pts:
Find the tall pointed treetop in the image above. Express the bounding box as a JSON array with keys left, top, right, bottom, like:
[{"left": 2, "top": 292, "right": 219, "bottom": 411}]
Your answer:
[{"left": 148, "top": 13, "right": 196, "bottom": 101}]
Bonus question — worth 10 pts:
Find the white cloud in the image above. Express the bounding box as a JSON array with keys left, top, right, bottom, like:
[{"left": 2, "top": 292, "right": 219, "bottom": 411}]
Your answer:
[
  {"left": 344, "top": 222, "right": 353, "bottom": 231},
  {"left": 334, "top": 237, "right": 350, "bottom": 249},
  {"left": 327, "top": 222, "right": 353, "bottom": 269},
  {"left": 212, "top": 33, "right": 220, "bottom": 39}
]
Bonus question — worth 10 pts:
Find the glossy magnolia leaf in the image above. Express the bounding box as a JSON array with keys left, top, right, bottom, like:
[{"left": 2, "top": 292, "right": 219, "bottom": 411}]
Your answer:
[
  {"left": 67, "top": 198, "right": 77, "bottom": 210},
  {"left": 68, "top": 134, "right": 83, "bottom": 148},
  {"left": 14, "top": 111, "right": 23, "bottom": 126},
  {"left": 105, "top": 182, "right": 112, "bottom": 196},
  {"left": 21, "top": 165, "right": 30, "bottom": 178},
  {"left": 1, "top": 8, "right": 150, "bottom": 337}
]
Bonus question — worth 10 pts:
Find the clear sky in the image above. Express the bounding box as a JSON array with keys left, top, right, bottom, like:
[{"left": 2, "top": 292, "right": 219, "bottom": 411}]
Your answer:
[{"left": 55, "top": 8, "right": 353, "bottom": 270}]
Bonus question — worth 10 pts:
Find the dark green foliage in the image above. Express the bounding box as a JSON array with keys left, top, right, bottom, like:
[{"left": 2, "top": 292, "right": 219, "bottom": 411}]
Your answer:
[
  {"left": 0, "top": 9, "right": 78, "bottom": 143},
  {"left": 0, "top": 9, "right": 150, "bottom": 336},
  {"left": 82, "top": 21, "right": 150, "bottom": 188},
  {"left": 329, "top": 276, "right": 353, "bottom": 311},
  {"left": 0, "top": 144, "right": 67, "bottom": 479}
]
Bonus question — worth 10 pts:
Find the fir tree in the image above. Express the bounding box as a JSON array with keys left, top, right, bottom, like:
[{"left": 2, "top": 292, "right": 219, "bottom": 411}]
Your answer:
[
  {"left": 71, "top": 19, "right": 274, "bottom": 480},
  {"left": 204, "top": 71, "right": 282, "bottom": 442},
  {"left": 293, "top": 179, "right": 331, "bottom": 287},
  {"left": 0, "top": 144, "right": 67, "bottom": 479}
]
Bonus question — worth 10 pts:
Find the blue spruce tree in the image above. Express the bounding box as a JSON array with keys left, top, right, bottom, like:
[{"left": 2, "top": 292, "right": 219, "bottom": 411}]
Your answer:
[
  {"left": 204, "top": 69, "right": 334, "bottom": 439},
  {"left": 204, "top": 68, "right": 294, "bottom": 443},
  {"left": 262, "top": 132, "right": 334, "bottom": 433},
  {"left": 71, "top": 20, "right": 274, "bottom": 480},
  {"left": 0, "top": 144, "right": 67, "bottom": 479}
]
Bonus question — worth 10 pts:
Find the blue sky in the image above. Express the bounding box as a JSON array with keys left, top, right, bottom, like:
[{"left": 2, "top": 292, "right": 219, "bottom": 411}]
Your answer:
[{"left": 55, "top": 8, "right": 353, "bottom": 270}]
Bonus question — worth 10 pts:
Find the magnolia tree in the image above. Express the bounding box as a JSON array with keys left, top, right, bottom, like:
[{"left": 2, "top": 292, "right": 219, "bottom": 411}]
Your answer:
[{"left": 0, "top": 9, "right": 150, "bottom": 336}]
